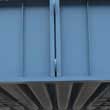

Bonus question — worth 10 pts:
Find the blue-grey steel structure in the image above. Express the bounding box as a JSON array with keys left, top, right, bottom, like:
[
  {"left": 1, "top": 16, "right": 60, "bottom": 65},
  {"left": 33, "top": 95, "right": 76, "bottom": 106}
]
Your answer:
[{"left": 0, "top": 0, "right": 109, "bottom": 82}]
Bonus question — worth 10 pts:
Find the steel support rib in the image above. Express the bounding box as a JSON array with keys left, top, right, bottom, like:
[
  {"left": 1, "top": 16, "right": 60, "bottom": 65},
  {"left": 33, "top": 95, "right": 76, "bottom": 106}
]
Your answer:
[
  {"left": 0, "top": 84, "right": 39, "bottom": 110},
  {"left": 73, "top": 82, "right": 100, "bottom": 110},
  {"left": 56, "top": 83, "right": 73, "bottom": 110},
  {"left": 87, "top": 86, "right": 110, "bottom": 110},
  {"left": 27, "top": 83, "right": 53, "bottom": 110}
]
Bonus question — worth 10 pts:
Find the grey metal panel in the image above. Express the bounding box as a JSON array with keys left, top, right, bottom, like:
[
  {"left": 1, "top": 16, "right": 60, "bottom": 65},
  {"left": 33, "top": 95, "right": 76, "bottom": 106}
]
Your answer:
[
  {"left": 73, "top": 82, "right": 100, "bottom": 110},
  {"left": 0, "top": 84, "right": 38, "bottom": 110},
  {"left": 56, "top": 83, "right": 73, "bottom": 110},
  {"left": 27, "top": 83, "right": 53, "bottom": 110}
]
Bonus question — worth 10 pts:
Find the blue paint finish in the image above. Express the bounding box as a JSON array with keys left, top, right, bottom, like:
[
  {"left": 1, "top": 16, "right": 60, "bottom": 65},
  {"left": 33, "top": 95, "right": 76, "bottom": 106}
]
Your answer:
[
  {"left": 55, "top": 0, "right": 62, "bottom": 77},
  {"left": 24, "top": 7, "right": 50, "bottom": 77},
  {"left": 85, "top": 2, "right": 91, "bottom": 76},
  {"left": 0, "top": 8, "right": 21, "bottom": 77},
  {"left": 0, "top": 76, "right": 109, "bottom": 83},
  {"left": 20, "top": 3, "right": 25, "bottom": 76},
  {"left": 55, "top": 0, "right": 110, "bottom": 80},
  {"left": 88, "top": 6, "right": 110, "bottom": 76},
  {"left": 61, "top": 6, "right": 88, "bottom": 76},
  {"left": 50, "top": 0, "right": 55, "bottom": 77},
  {"left": 0, "top": 0, "right": 55, "bottom": 80},
  {"left": 0, "top": 0, "right": 110, "bottom": 82}
]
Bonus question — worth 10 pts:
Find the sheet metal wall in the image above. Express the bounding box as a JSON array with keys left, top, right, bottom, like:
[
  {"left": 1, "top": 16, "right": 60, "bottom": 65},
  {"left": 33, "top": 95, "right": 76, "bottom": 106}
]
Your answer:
[
  {"left": 55, "top": 0, "right": 110, "bottom": 81},
  {"left": 0, "top": 0, "right": 109, "bottom": 82}
]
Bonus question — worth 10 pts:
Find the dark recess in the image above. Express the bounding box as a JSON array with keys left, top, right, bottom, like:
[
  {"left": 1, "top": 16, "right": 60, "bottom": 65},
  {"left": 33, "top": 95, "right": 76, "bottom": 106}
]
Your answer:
[{"left": 18, "top": 84, "right": 44, "bottom": 110}]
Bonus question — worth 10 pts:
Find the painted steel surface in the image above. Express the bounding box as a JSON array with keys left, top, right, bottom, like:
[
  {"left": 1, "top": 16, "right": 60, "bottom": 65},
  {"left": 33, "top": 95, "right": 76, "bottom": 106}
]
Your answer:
[{"left": 0, "top": 0, "right": 109, "bottom": 82}]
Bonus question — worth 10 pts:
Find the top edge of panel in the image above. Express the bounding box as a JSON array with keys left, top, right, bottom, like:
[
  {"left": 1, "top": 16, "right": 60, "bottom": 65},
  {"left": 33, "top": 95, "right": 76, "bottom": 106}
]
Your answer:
[
  {"left": 0, "top": 0, "right": 50, "bottom": 7},
  {"left": 60, "top": 0, "right": 110, "bottom": 6}
]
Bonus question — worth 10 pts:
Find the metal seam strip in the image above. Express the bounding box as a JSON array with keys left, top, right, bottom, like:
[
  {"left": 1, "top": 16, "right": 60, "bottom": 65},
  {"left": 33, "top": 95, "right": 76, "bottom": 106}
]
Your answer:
[
  {"left": 50, "top": 0, "right": 55, "bottom": 77},
  {"left": 86, "top": 0, "right": 91, "bottom": 76},
  {"left": 55, "top": 0, "right": 62, "bottom": 77},
  {"left": 20, "top": 2, "right": 25, "bottom": 77}
]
